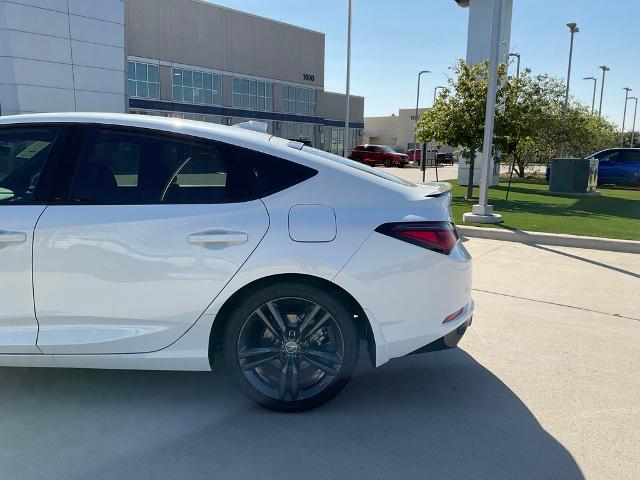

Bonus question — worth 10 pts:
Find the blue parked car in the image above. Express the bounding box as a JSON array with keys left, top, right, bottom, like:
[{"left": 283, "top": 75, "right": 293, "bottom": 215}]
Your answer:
[{"left": 546, "top": 148, "right": 640, "bottom": 187}]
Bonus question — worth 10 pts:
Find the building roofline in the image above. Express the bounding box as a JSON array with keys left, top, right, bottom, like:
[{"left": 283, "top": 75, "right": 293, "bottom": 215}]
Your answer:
[
  {"left": 188, "top": 0, "right": 325, "bottom": 36},
  {"left": 322, "top": 91, "right": 365, "bottom": 100}
]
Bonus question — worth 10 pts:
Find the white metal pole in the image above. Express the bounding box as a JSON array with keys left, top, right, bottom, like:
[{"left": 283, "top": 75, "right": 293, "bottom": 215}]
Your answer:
[
  {"left": 583, "top": 77, "right": 597, "bottom": 113},
  {"left": 598, "top": 65, "right": 609, "bottom": 117},
  {"left": 476, "top": 0, "right": 503, "bottom": 212},
  {"left": 413, "top": 71, "right": 429, "bottom": 164},
  {"left": 433, "top": 86, "right": 445, "bottom": 103},
  {"left": 632, "top": 98, "right": 638, "bottom": 147},
  {"left": 343, "top": 0, "right": 352, "bottom": 157},
  {"left": 508, "top": 53, "right": 520, "bottom": 77},
  {"left": 621, "top": 87, "right": 631, "bottom": 146},
  {"left": 563, "top": 24, "right": 579, "bottom": 120}
]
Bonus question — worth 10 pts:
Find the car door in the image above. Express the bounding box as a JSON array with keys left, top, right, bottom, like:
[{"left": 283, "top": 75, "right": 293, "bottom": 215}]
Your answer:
[
  {"left": 596, "top": 150, "right": 622, "bottom": 184},
  {"left": 0, "top": 124, "right": 69, "bottom": 353},
  {"left": 366, "top": 146, "right": 379, "bottom": 165},
  {"left": 33, "top": 125, "right": 269, "bottom": 354},
  {"left": 617, "top": 150, "right": 640, "bottom": 186}
]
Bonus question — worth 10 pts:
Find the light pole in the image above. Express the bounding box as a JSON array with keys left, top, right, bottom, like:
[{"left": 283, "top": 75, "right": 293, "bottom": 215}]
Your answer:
[
  {"left": 563, "top": 23, "right": 579, "bottom": 120},
  {"left": 343, "top": 0, "right": 352, "bottom": 157},
  {"left": 508, "top": 52, "right": 521, "bottom": 77},
  {"left": 463, "top": 0, "right": 504, "bottom": 224},
  {"left": 583, "top": 76, "right": 597, "bottom": 113},
  {"left": 621, "top": 87, "right": 632, "bottom": 146},
  {"left": 598, "top": 65, "right": 609, "bottom": 117},
  {"left": 433, "top": 86, "right": 445, "bottom": 103},
  {"left": 413, "top": 70, "right": 430, "bottom": 168},
  {"left": 629, "top": 96, "right": 638, "bottom": 147}
]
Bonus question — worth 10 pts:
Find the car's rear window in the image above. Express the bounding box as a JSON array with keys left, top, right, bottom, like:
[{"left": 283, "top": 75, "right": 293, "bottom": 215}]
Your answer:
[{"left": 301, "top": 146, "right": 416, "bottom": 187}]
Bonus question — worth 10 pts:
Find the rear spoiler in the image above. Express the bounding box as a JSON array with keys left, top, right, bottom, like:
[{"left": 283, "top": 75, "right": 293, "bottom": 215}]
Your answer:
[{"left": 419, "top": 181, "right": 452, "bottom": 197}]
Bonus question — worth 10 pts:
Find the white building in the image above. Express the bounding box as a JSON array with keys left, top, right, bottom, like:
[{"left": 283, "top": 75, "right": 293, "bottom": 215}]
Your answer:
[
  {"left": 0, "top": 0, "right": 126, "bottom": 116},
  {"left": 364, "top": 108, "right": 433, "bottom": 151},
  {"left": 0, "top": 0, "right": 364, "bottom": 153}
]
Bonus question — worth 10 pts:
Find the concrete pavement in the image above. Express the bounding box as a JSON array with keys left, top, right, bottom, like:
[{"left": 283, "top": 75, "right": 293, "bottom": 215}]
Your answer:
[{"left": 0, "top": 238, "right": 638, "bottom": 480}]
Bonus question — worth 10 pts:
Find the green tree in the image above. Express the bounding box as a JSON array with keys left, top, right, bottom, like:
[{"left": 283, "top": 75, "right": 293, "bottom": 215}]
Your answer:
[
  {"left": 495, "top": 70, "right": 564, "bottom": 178},
  {"left": 417, "top": 60, "right": 504, "bottom": 199},
  {"left": 417, "top": 59, "right": 618, "bottom": 190}
]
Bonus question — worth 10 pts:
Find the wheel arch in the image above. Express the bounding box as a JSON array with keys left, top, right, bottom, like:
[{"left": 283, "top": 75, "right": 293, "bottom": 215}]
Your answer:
[{"left": 208, "top": 273, "right": 376, "bottom": 367}]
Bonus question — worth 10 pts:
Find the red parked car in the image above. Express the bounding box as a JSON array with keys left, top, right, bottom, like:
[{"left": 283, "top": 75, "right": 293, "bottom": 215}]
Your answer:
[
  {"left": 406, "top": 149, "right": 421, "bottom": 163},
  {"left": 349, "top": 145, "right": 408, "bottom": 168}
]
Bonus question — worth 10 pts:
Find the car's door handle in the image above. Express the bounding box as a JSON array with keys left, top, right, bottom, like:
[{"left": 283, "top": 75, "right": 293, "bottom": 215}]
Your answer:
[
  {"left": 187, "top": 230, "right": 249, "bottom": 246},
  {"left": 0, "top": 230, "right": 27, "bottom": 244}
]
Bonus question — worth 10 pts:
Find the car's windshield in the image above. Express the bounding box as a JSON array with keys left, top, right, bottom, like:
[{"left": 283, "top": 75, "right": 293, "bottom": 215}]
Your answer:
[
  {"left": 301, "top": 146, "right": 416, "bottom": 187},
  {"left": 379, "top": 146, "right": 396, "bottom": 153}
]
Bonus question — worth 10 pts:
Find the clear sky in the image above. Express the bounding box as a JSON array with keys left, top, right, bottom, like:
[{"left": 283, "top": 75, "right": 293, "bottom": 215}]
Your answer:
[{"left": 205, "top": 0, "right": 639, "bottom": 127}]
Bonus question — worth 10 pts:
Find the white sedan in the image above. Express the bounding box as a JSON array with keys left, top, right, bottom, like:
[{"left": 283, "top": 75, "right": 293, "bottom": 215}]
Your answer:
[{"left": 0, "top": 113, "right": 473, "bottom": 411}]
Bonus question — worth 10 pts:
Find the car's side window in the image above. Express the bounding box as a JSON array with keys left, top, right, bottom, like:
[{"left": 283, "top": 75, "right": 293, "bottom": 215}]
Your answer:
[
  {"left": 230, "top": 145, "right": 318, "bottom": 198},
  {"left": 69, "top": 127, "right": 254, "bottom": 204},
  {"left": 598, "top": 151, "right": 620, "bottom": 163},
  {"left": 620, "top": 150, "right": 640, "bottom": 163},
  {"left": 0, "top": 126, "right": 61, "bottom": 205}
]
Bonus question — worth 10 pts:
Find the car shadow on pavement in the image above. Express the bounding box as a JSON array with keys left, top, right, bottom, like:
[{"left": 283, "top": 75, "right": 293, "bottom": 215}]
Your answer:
[{"left": 0, "top": 349, "right": 584, "bottom": 480}]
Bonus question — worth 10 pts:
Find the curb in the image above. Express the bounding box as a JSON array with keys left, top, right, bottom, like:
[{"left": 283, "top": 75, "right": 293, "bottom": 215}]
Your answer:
[{"left": 457, "top": 226, "right": 640, "bottom": 254}]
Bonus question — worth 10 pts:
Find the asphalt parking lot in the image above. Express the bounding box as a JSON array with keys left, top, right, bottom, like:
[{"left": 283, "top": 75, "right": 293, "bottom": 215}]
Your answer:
[{"left": 1, "top": 238, "right": 638, "bottom": 480}]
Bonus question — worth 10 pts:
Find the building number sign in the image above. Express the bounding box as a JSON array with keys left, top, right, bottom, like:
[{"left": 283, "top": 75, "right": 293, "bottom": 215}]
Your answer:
[{"left": 303, "top": 73, "right": 315, "bottom": 82}]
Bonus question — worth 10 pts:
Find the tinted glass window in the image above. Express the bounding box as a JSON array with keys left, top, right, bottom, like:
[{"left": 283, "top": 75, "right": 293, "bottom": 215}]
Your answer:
[
  {"left": 70, "top": 128, "right": 254, "bottom": 204},
  {"left": 596, "top": 150, "right": 621, "bottom": 162},
  {"left": 0, "top": 126, "right": 61, "bottom": 204},
  {"left": 620, "top": 150, "right": 640, "bottom": 162},
  {"left": 231, "top": 146, "right": 317, "bottom": 198}
]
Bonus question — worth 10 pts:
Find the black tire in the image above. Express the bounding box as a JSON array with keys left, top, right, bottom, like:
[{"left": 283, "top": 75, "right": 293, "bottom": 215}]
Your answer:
[
  {"left": 399, "top": 161, "right": 405, "bottom": 168},
  {"left": 384, "top": 158, "right": 391, "bottom": 168},
  {"left": 223, "top": 281, "right": 359, "bottom": 412},
  {"left": 353, "top": 156, "right": 361, "bottom": 163}
]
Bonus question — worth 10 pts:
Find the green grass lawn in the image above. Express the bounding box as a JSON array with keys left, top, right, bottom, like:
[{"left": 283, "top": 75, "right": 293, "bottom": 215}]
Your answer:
[{"left": 449, "top": 181, "right": 640, "bottom": 241}]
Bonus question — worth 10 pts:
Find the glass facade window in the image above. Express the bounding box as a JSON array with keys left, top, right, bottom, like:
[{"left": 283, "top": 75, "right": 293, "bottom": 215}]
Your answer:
[
  {"left": 232, "top": 78, "right": 273, "bottom": 111},
  {"left": 127, "top": 61, "right": 159, "bottom": 99},
  {"left": 280, "top": 122, "right": 314, "bottom": 143},
  {"left": 129, "top": 110, "right": 223, "bottom": 124},
  {"left": 283, "top": 86, "right": 316, "bottom": 115},
  {"left": 230, "top": 117, "right": 273, "bottom": 134},
  {"left": 324, "top": 127, "right": 358, "bottom": 156},
  {"left": 172, "top": 68, "right": 221, "bottom": 105}
]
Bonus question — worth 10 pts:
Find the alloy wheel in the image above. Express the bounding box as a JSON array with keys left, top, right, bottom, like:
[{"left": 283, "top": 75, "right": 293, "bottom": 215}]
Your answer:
[{"left": 236, "top": 297, "right": 345, "bottom": 402}]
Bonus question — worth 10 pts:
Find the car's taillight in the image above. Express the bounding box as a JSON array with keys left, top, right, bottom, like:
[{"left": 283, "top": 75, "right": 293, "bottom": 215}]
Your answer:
[{"left": 375, "top": 222, "right": 459, "bottom": 254}]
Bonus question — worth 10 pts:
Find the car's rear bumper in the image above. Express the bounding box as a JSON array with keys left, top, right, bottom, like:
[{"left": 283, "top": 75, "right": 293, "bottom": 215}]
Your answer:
[
  {"left": 408, "top": 315, "right": 472, "bottom": 355},
  {"left": 333, "top": 234, "right": 473, "bottom": 366}
]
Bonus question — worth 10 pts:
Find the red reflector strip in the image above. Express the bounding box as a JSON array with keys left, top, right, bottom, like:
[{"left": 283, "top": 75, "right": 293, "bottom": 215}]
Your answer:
[{"left": 443, "top": 308, "right": 464, "bottom": 324}]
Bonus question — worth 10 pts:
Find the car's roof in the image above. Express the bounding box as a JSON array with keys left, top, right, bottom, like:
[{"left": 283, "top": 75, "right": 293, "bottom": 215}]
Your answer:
[
  {"left": 586, "top": 147, "right": 640, "bottom": 158},
  {"left": 0, "top": 112, "right": 274, "bottom": 150}
]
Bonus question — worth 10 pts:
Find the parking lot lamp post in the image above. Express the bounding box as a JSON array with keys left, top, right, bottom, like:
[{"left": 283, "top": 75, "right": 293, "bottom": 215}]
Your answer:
[
  {"left": 629, "top": 96, "right": 638, "bottom": 147},
  {"left": 433, "top": 86, "right": 445, "bottom": 103},
  {"left": 462, "top": 0, "right": 504, "bottom": 224},
  {"left": 343, "top": 0, "right": 352, "bottom": 157},
  {"left": 563, "top": 23, "right": 579, "bottom": 121},
  {"left": 621, "top": 87, "right": 632, "bottom": 146},
  {"left": 508, "top": 52, "right": 520, "bottom": 77},
  {"left": 413, "top": 70, "right": 430, "bottom": 171},
  {"left": 598, "top": 65, "right": 610, "bottom": 117},
  {"left": 583, "top": 76, "right": 597, "bottom": 113}
]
